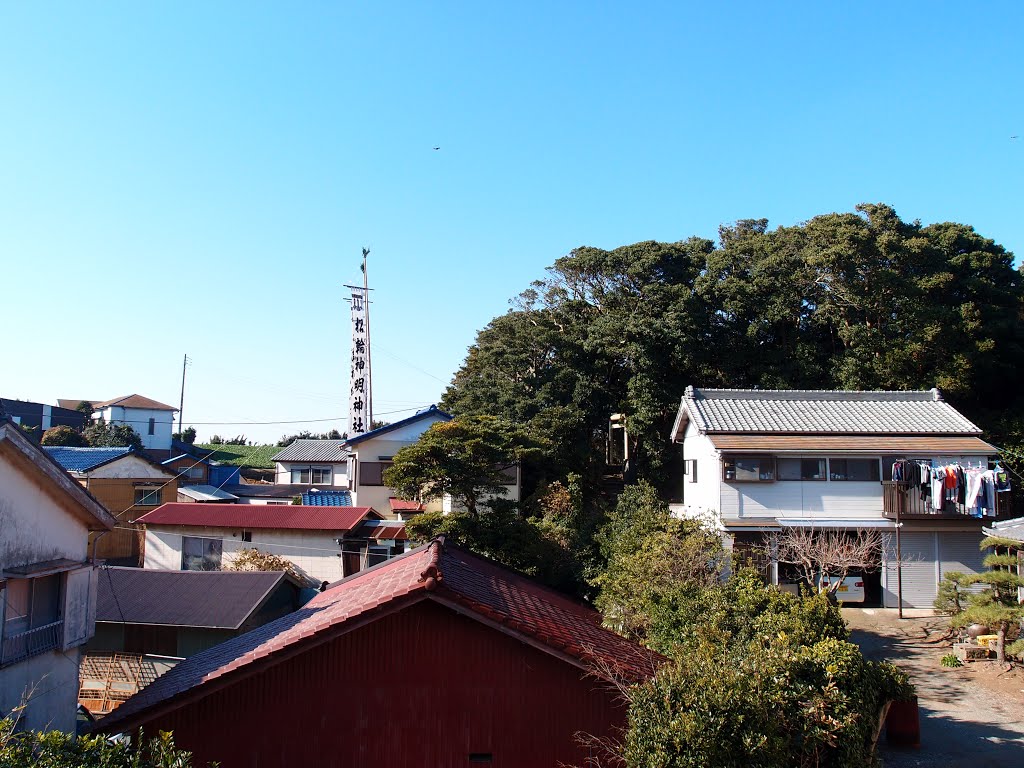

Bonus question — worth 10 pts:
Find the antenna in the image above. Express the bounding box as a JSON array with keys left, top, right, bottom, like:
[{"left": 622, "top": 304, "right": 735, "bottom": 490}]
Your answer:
[{"left": 178, "top": 354, "right": 190, "bottom": 440}]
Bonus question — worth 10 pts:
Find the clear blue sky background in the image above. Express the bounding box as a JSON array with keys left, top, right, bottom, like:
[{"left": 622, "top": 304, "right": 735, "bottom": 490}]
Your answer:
[{"left": 2, "top": 2, "right": 1021, "bottom": 443}]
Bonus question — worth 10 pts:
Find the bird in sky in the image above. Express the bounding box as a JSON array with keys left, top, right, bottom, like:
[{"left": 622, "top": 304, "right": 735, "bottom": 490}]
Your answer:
[
  {"left": 433, "top": 146, "right": 440, "bottom": 150},
  {"left": 1012, "top": 135, "right": 1018, "bottom": 139}
]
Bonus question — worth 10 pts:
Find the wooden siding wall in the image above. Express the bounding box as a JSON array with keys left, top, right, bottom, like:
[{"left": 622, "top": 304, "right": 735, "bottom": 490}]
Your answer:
[
  {"left": 164, "top": 458, "right": 208, "bottom": 485},
  {"left": 85, "top": 478, "right": 177, "bottom": 564},
  {"left": 135, "top": 600, "right": 626, "bottom": 768}
]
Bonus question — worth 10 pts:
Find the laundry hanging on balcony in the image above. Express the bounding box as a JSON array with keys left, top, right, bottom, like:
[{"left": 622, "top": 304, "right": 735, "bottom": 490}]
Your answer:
[{"left": 890, "top": 460, "right": 1007, "bottom": 517}]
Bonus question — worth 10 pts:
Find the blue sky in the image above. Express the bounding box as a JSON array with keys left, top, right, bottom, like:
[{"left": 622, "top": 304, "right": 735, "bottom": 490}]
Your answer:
[{"left": 2, "top": 2, "right": 1021, "bottom": 443}]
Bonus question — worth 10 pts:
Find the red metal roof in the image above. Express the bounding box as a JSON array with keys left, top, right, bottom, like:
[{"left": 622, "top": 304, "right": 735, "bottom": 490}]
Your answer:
[
  {"left": 135, "top": 503, "right": 380, "bottom": 531},
  {"left": 356, "top": 522, "right": 408, "bottom": 541},
  {"left": 389, "top": 497, "right": 424, "bottom": 512},
  {"left": 95, "top": 538, "right": 660, "bottom": 733}
]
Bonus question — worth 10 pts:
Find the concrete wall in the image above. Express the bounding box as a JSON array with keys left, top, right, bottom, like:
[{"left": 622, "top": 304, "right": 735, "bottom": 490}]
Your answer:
[{"left": 144, "top": 526, "right": 346, "bottom": 583}]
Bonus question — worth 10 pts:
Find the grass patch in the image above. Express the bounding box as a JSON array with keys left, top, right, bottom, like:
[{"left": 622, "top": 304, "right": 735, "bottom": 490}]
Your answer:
[{"left": 195, "top": 443, "right": 282, "bottom": 469}]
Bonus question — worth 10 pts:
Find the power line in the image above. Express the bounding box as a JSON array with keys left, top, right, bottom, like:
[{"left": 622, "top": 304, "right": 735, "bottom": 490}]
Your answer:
[{"left": 75, "top": 405, "right": 425, "bottom": 428}]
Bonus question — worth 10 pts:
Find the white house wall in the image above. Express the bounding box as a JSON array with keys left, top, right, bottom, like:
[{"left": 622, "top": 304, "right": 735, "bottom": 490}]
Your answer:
[
  {"left": 85, "top": 455, "right": 175, "bottom": 480},
  {"left": 275, "top": 461, "right": 348, "bottom": 488},
  {"left": 673, "top": 425, "right": 722, "bottom": 518},
  {"left": 719, "top": 481, "right": 884, "bottom": 520},
  {"left": 144, "top": 526, "right": 346, "bottom": 583},
  {"left": 0, "top": 453, "right": 92, "bottom": 733},
  {"left": 100, "top": 406, "right": 174, "bottom": 452}
]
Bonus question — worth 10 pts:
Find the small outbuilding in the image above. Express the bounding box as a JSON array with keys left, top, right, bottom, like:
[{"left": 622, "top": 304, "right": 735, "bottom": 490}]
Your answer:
[{"left": 95, "top": 538, "right": 659, "bottom": 767}]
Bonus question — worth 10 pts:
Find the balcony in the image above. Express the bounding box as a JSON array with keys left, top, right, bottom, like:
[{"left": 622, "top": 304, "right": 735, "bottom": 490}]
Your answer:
[
  {"left": 882, "top": 481, "right": 1013, "bottom": 520},
  {"left": 0, "top": 620, "right": 63, "bottom": 666}
]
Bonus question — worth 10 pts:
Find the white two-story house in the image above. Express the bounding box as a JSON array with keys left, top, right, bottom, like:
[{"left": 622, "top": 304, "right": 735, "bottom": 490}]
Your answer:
[
  {"left": 91, "top": 394, "right": 179, "bottom": 459},
  {"left": 670, "top": 387, "right": 1006, "bottom": 609},
  {"left": 0, "top": 419, "right": 116, "bottom": 732}
]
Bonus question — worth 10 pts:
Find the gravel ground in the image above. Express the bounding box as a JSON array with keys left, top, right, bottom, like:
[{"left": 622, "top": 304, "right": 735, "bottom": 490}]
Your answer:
[{"left": 845, "top": 608, "right": 1024, "bottom": 768}]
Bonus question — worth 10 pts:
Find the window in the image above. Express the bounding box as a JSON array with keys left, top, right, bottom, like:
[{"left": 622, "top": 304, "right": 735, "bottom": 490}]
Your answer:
[
  {"left": 367, "top": 545, "right": 390, "bottom": 568},
  {"left": 187, "top": 466, "right": 204, "bottom": 479},
  {"left": 684, "top": 459, "right": 698, "bottom": 483},
  {"left": 2, "top": 575, "right": 63, "bottom": 665},
  {"left": 360, "top": 461, "right": 392, "bottom": 486},
  {"left": 723, "top": 456, "right": 774, "bottom": 482},
  {"left": 311, "top": 467, "right": 332, "bottom": 485},
  {"left": 290, "top": 467, "right": 311, "bottom": 484},
  {"left": 777, "top": 458, "right": 827, "bottom": 481},
  {"left": 181, "top": 537, "right": 222, "bottom": 571},
  {"left": 134, "top": 487, "right": 161, "bottom": 506},
  {"left": 148, "top": 417, "right": 155, "bottom": 435},
  {"left": 241, "top": 531, "right": 252, "bottom": 543},
  {"left": 498, "top": 464, "right": 518, "bottom": 486},
  {"left": 830, "top": 458, "right": 880, "bottom": 482}
]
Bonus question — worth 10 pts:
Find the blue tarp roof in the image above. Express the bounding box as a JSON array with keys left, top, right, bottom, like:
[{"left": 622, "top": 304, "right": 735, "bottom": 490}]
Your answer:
[
  {"left": 43, "top": 446, "right": 132, "bottom": 472},
  {"left": 301, "top": 489, "right": 353, "bottom": 506}
]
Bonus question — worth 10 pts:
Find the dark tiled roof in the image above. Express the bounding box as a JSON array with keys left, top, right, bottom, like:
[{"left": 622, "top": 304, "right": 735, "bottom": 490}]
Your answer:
[
  {"left": 302, "top": 489, "right": 353, "bottom": 506},
  {"left": 93, "top": 394, "right": 178, "bottom": 411},
  {"left": 95, "top": 538, "right": 661, "bottom": 734},
  {"left": 344, "top": 405, "right": 451, "bottom": 445},
  {"left": 96, "top": 568, "right": 290, "bottom": 629},
  {"left": 136, "top": 503, "right": 379, "bottom": 531},
  {"left": 272, "top": 440, "right": 348, "bottom": 463},
  {"left": 675, "top": 386, "right": 982, "bottom": 436},
  {"left": 43, "top": 446, "right": 133, "bottom": 472}
]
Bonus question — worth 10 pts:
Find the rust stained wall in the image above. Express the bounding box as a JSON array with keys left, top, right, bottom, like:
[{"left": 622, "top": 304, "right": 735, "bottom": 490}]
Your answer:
[
  {"left": 85, "top": 478, "right": 177, "bottom": 563},
  {"left": 136, "top": 600, "right": 627, "bottom": 768}
]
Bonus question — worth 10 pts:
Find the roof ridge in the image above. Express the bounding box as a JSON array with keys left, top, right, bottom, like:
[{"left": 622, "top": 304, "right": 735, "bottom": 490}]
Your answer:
[{"left": 417, "top": 536, "right": 445, "bottom": 591}]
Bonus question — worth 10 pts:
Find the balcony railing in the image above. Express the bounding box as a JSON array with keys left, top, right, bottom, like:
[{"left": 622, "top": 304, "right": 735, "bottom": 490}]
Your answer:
[
  {"left": 882, "top": 481, "right": 1012, "bottom": 519},
  {"left": 0, "top": 620, "right": 63, "bottom": 666}
]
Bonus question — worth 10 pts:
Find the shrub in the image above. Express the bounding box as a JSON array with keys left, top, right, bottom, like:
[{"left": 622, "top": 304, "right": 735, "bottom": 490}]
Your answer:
[
  {"left": 224, "top": 548, "right": 313, "bottom": 587},
  {"left": 0, "top": 717, "right": 212, "bottom": 767},
  {"left": 623, "top": 638, "right": 912, "bottom": 768},
  {"left": 940, "top": 653, "right": 962, "bottom": 668},
  {"left": 40, "top": 425, "right": 88, "bottom": 447}
]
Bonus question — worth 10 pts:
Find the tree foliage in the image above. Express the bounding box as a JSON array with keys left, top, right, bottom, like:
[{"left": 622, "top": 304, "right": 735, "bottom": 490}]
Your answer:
[
  {"left": 82, "top": 419, "right": 143, "bottom": 451},
  {"left": 442, "top": 204, "right": 1024, "bottom": 499},
  {"left": 384, "top": 416, "right": 543, "bottom": 517},
  {"left": 951, "top": 536, "right": 1024, "bottom": 662},
  {"left": 173, "top": 426, "right": 197, "bottom": 444},
  {"left": 41, "top": 425, "right": 88, "bottom": 447}
]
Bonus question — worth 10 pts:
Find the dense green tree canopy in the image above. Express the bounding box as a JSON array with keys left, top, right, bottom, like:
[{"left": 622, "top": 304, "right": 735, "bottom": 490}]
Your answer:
[{"left": 443, "top": 204, "right": 1024, "bottom": 497}]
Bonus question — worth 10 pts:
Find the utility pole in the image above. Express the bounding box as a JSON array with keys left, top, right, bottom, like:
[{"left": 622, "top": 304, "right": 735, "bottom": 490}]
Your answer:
[{"left": 178, "top": 354, "right": 189, "bottom": 441}]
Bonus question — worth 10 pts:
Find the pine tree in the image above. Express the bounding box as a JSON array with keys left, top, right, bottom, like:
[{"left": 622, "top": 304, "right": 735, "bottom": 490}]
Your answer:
[{"left": 956, "top": 536, "right": 1024, "bottom": 662}]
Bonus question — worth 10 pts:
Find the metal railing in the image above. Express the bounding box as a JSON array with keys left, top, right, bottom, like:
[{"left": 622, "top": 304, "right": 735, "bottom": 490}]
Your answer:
[{"left": 0, "top": 620, "right": 63, "bottom": 666}]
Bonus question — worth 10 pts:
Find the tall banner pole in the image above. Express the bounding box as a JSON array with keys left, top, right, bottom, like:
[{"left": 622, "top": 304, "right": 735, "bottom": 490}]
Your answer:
[
  {"left": 346, "top": 250, "right": 373, "bottom": 437},
  {"left": 362, "top": 248, "right": 373, "bottom": 430}
]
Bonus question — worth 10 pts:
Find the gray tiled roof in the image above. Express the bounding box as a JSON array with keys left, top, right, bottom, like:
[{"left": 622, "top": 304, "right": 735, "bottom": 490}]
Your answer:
[
  {"left": 271, "top": 439, "right": 349, "bottom": 463},
  {"left": 680, "top": 387, "right": 982, "bottom": 435}
]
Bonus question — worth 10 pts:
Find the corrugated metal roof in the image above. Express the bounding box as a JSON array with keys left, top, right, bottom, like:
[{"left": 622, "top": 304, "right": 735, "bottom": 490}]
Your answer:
[
  {"left": 301, "top": 489, "right": 353, "bottom": 506},
  {"left": 136, "top": 503, "right": 380, "bottom": 531},
  {"left": 176, "top": 485, "right": 239, "bottom": 502},
  {"left": 708, "top": 435, "right": 997, "bottom": 454},
  {"left": 272, "top": 440, "right": 349, "bottom": 463},
  {"left": 96, "top": 567, "right": 289, "bottom": 629},
  {"left": 93, "top": 394, "right": 178, "bottom": 411},
  {"left": 95, "top": 538, "right": 661, "bottom": 734},
  {"left": 356, "top": 521, "right": 408, "bottom": 541},
  {"left": 389, "top": 498, "right": 424, "bottom": 512},
  {"left": 678, "top": 387, "right": 982, "bottom": 435},
  {"left": 43, "top": 446, "right": 133, "bottom": 472}
]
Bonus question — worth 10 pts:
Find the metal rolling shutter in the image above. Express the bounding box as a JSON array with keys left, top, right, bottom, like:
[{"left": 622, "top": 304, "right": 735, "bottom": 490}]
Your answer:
[
  {"left": 883, "top": 532, "right": 938, "bottom": 609},
  {"left": 938, "top": 532, "right": 986, "bottom": 594}
]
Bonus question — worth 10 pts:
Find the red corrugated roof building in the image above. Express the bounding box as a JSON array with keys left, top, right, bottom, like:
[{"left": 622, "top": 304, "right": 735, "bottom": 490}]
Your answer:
[
  {"left": 96, "top": 537, "right": 661, "bottom": 767},
  {"left": 135, "top": 502, "right": 380, "bottom": 530}
]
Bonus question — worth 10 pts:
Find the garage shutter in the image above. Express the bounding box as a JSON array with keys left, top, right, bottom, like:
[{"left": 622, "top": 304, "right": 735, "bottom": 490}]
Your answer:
[
  {"left": 939, "top": 532, "right": 986, "bottom": 595},
  {"left": 883, "top": 532, "right": 937, "bottom": 609}
]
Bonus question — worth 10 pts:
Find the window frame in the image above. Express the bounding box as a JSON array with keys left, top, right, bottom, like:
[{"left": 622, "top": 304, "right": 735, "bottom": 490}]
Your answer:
[
  {"left": 776, "top": 457, "right": 827, "bottom": 482},
  {"left": 722, "top": 456, "right": 775, "bottom": 483},
  {"left": 828, "top": 458, "right": 881, "bottom": 482},
  {"left": 180, "top": 536, "right": 223, "bottom": 571},
  {"left": 1, "top": 574, "right": 65, "bottom": 666},
  {"left": 134, "top": 486, "right": 162, "bottom": 506},
  {"left": 359, "top": 461, "right": 393, "bottom": 487}
]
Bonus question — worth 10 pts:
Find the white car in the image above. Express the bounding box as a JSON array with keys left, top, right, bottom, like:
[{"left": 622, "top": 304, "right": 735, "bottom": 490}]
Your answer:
[{"left": 818, "top": 572, "right": 865, "bottom": 603}]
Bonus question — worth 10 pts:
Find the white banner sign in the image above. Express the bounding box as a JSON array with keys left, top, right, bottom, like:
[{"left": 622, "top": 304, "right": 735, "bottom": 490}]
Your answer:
[{"left": 349, "top": 288, "right": 371, "bottom": 436}]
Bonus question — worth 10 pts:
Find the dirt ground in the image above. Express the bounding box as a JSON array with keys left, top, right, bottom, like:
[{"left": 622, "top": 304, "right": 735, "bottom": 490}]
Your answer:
[{"left": 845, "top": 608, "right": 1024, "bottom": 767}]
